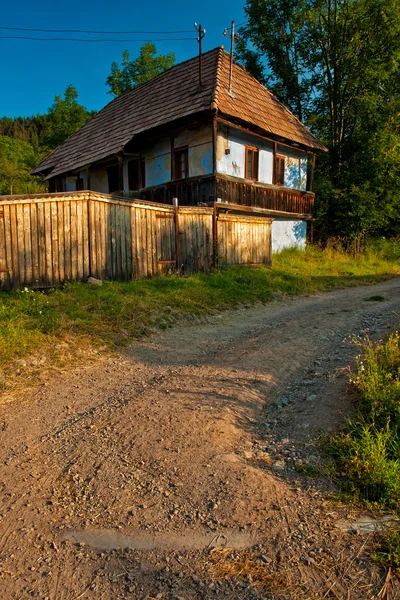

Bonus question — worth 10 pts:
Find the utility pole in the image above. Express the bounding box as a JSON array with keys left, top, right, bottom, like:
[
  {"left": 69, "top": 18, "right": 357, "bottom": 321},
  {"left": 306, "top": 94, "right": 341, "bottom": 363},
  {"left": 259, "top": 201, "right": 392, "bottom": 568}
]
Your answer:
[
  {"left": 223, "top": 21, "right": 239, "bottom": 93},
  {"left": 194, "top": 23, "right": 206, "bottom": 86}
]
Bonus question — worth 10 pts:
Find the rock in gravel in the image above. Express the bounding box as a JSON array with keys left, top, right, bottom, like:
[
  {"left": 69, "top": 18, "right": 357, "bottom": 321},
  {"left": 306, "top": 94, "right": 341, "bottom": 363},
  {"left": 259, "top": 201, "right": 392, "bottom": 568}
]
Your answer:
[
  {"left": 306, "top": 393, "right": 317, "bottom": 402},
  {"left": 272, "top": 460, "right": 286, "bottom": 472}
]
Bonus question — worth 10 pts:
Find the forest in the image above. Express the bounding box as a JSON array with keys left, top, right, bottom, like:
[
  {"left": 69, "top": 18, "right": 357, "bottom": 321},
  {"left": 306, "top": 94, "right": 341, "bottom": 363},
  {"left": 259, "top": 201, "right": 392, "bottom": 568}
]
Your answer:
[{"left": 1, "top": 1, "right": 400, "bottom": 241}]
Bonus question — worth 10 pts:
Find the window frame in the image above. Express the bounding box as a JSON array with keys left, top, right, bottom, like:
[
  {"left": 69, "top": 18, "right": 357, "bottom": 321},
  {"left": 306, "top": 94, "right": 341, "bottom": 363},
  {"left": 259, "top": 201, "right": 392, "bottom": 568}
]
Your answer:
[
  {"left": 275, "top": 154, "right": 285, "bottom": 186},
  {"left": 128, "top": 157, "right": 146, "bottom": 190},
  {"left": 173, "top": 146, "right": 189, "bottom": 180},
  {"left": 245, "top": 145, "right": 259, "bottom": 181}
]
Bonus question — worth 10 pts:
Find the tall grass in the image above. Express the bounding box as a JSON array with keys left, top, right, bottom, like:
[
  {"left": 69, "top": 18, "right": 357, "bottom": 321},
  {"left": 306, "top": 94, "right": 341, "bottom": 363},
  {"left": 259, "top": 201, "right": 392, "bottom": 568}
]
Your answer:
[
  {"left": 326, "top": 332, "right": 400, "bottom": 508},
  {"left": 325, "top": 330, "right": 400, "bottom": 572}
]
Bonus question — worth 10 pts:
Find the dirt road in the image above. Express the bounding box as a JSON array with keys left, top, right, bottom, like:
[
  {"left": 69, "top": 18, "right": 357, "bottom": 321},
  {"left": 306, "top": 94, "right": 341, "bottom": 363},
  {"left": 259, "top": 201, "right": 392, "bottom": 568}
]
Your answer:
[{"left": 0, "top": 278, "right": 399, "bottom": 599}]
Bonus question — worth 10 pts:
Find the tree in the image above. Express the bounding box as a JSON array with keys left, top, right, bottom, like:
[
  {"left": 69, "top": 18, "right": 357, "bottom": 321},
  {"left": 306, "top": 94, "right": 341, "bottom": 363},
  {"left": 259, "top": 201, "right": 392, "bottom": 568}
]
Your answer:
[
  {"left": 106, "top": 42, "right": 175, "bottom": 96},
  {"left": 42, "top": 84, "right": 91, "bottom": 149},
  {"left": 0, "top": 136, "right": 45, "bottom": 195},
  {"left": 238, "top": 0, "right": 400, "bottom": 238}
]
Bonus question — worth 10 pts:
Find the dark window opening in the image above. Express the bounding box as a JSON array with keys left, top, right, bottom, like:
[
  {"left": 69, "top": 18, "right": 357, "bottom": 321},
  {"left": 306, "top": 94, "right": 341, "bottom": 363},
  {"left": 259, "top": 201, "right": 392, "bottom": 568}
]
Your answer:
[
  {"left": 276, "top": 155, "right": 285, "bottom": 185},
  {"left": 76, "top": 176, "right": 84, "bottom": 191},
  {"left": 128, "top": 157, "right": 146, "bottom": 190},
  {"left": 174, "top": 147, "right": 189, "bottom": 180},
  {"left": 107, "top": 165, "right": 119, "bottom": 193},
  {"left": 245, "top": 146, "right": 259, "bottom": 180}
]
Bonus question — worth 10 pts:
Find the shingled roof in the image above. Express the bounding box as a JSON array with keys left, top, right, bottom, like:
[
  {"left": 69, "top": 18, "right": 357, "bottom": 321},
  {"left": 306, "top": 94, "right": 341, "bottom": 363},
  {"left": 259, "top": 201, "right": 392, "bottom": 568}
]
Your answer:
[{"left": 33, "top": 47, "right": 326, "bottom": 178}]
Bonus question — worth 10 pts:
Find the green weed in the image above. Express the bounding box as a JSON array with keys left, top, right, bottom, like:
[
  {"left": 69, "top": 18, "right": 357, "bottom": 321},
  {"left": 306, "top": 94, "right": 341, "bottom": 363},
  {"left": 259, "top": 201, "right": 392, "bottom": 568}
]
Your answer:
[
  {"left": 374, "top": 526, "right": 400, "bottom": 572},
  {"left": 325, "top": 332, "right": 400, "bottom": 509}
]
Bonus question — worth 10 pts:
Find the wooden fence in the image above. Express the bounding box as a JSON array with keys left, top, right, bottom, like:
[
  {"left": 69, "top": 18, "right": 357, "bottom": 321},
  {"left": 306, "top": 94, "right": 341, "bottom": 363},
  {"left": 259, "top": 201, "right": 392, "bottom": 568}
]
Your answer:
[{"left": 0, "top": 191, "right": 273, "bottom": 289}]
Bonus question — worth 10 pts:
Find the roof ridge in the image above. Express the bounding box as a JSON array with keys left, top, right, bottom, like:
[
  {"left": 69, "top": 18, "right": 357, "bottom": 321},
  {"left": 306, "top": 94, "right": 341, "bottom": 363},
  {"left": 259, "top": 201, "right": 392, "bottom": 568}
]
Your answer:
[
  {"left": 117, "top": 46, "right": 222, "bottom": 102},
  {"left": 210, "top": 46, "right": 226, "bottom": 111}
]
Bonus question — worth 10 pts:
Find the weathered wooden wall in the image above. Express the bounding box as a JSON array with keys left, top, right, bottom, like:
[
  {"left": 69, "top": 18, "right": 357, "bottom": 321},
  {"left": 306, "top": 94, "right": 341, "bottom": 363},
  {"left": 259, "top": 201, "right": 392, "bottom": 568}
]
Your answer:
[
  {"left": 217, "top": 214, "right": 272, "bottom": 267},
  {"left": 0, "top": 191, "right": 272, "bottom": 290}
]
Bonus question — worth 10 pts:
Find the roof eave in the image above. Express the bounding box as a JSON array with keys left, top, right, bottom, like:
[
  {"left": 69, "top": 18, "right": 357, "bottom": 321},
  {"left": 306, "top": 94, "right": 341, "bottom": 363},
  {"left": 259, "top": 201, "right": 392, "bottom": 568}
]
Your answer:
[{"left": 217, "top": 112, "right": 327, "bottom": 153}]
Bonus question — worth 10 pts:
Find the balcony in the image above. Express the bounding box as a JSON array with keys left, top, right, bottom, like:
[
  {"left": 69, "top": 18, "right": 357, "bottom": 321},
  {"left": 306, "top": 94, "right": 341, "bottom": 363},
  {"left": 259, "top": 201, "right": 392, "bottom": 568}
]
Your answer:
[{"left": 140, "top": 173, "right": 314, "bottom": 217}]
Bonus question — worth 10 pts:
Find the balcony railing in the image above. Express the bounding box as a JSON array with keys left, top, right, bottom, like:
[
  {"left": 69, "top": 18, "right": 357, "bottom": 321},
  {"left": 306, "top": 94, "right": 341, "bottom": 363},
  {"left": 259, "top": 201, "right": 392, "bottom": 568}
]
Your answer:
[{"left": 141, "top": 173, "right": 314, "bottom": 217}]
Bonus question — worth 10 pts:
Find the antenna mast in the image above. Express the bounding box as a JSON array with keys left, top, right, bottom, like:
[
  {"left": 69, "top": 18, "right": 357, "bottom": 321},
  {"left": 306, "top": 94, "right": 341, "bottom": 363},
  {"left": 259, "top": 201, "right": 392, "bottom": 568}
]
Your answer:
[
  {"left": 223, "top": 21, "right": 239, "bottom": 93},
  {"left": 194, "top": 23, "right": 206, "bottom": 86}
]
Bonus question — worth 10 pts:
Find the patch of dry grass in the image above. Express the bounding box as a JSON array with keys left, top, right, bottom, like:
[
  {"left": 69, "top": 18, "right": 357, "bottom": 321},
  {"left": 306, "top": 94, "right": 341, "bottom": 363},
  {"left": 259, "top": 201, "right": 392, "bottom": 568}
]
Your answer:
[{"left": 207, "top": 548, "right": 288, "bottom": 594}]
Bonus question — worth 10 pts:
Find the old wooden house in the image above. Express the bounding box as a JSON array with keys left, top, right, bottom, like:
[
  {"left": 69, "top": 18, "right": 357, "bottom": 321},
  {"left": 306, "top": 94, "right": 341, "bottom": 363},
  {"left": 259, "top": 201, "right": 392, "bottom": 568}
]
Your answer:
[{"left": 33, "top": 47, "right": 326, "bottom": 252}]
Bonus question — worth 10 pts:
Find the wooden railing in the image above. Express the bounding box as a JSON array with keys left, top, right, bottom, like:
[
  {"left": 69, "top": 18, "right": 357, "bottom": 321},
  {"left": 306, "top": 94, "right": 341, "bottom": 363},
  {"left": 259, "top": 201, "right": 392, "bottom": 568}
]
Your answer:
[{"left": 141, "top": 173, "right": 314, "bottom": 216}]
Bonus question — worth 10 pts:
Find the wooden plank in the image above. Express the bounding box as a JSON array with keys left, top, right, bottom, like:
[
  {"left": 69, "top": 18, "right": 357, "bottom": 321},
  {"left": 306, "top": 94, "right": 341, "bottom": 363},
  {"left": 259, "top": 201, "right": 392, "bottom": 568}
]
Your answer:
[
  {"left": 108, "top": 203, "right": 114, "bottom": 279},
  {"left": 82, "top": 198, "right": 90, "bottom": 279},
  {"left": 3, "top": 205, "right": 13, "bottom": 288},
  {"left": 137, "top": 207, "right": 145, "bottom": 279},
  {"left": 36, "top": 202, "right": 46, "bottom": 285},
  {"left": 9, "top": 205, "right": 19, "bottom": 288},
  {"left": 121, "top": 205, "right": 127, "bottom": 279},
  {"left": 178, "top": 212, "right": 186, "bottom": 275},
  {"left": 95, "top": 200, "right": 102, "bottom": 279},
  {"left": 70, "top": 200, "right": 78, "bottom": 282},
  {"left": 63, "top": 200, "right": 71, "bottom": 281},
  {"left": 155, "top": 210, "right": 162, "bottom": 275},
  {"left": 51, "top": 201, "right": 59, "bottom": 284},
  {"left": 125, "top": 205, "right": 132, "bottom": 280},
  {"left": 0, "top": 204, "right": 6, "bottom": 288},
  {"left": 151, "top": 209, "right": 158, "bottom": 276},
  {"left": 139, "top": 208, "right": 147, "bottom": 279},
  {"left": 30, "top": 202, "right": 39, "bottom": 285},
  {"left": 57, "top": 201, "right": 65, "bottom": 283},
  {"left": 76, "top": 200, "right": 83, "bottom": 280},
  {"left": 43, "top": 201, "right": 53, "bottom": 285},
  {"left": 23, "top": 204, "right": 32, "bottom": 286},
  {"left": 145, "top": 205, "right": 152, "bottom": 277},
  {"left": 115, "top": 203, "right": 122, "bottom": 279},
  {"left": 88, "top": 197, "right": 97, "bottom": 278},
  {"left": 101, "top": 201, "right": 107, "bottom": 279},
  {"left": 130, "top": 205, "right": 138, "bottom": 279},
  {"left": 123, "top": 204, "right": 129, "bottom": 280},
  {"left": 15, "top": 203, "right": 26, "bottom": 285}
]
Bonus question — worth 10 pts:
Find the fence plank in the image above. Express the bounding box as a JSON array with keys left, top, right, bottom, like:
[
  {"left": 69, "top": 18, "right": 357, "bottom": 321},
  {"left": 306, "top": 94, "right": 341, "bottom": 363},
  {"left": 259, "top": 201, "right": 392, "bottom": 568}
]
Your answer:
[
  {"left": 82, "top": 199, "right": 89, "bottom": 279},
  {"left": 0, "top": 192, "right": 276, "bottom": 288}
]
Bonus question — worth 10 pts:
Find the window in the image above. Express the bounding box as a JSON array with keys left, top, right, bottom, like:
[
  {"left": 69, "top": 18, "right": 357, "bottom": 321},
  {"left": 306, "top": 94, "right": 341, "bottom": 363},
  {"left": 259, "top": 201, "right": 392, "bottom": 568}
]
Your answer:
[
  {"left": 128, "top": 157, "right": 146, "bottom": 190},
  {"left": 245, "top": 146, "right": 259, "bottom": 180},
  {"left": 107, "top": 165, "right": 120, "bottom": 193},
  {"left": 275, "top": 155, "right": 285, "bottom": 185},
  {"left": 174, "top": 147, "right": 189, "bottom": 180}
]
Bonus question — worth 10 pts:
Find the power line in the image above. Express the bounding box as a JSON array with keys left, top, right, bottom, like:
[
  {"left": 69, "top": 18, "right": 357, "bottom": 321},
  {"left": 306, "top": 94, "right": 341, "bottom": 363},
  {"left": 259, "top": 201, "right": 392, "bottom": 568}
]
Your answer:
[
  {"left": 0, "top": 36, "right": 196, "bottom": 42},
  {"left": 0, "top": 25, "right": 194, "bottom": 34},
  {"left": 225, "top": 21, "right": 246, "bottom": 30}
]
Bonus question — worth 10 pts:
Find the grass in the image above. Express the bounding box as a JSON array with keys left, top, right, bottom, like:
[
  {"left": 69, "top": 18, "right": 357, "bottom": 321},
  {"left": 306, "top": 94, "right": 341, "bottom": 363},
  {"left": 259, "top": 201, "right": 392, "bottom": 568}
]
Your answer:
[
  {"left": 0, "top": 240, "right": 399, "bottom": 398},
  {"left": 325, "top": 332, "right": 400, "bottom": 509},
  {"left": 323, "top": 330, "right": 400, "bottom": 573}
]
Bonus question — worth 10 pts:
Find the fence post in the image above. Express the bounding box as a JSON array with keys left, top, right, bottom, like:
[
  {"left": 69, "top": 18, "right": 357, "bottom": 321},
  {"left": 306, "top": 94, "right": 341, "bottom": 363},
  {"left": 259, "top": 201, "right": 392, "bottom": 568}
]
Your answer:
[
  {"left": 172, "top": 197, "right": 181, "bottom": 276},
  {"left": 213, "top": 201, "right": 218, "bottom": 271}
]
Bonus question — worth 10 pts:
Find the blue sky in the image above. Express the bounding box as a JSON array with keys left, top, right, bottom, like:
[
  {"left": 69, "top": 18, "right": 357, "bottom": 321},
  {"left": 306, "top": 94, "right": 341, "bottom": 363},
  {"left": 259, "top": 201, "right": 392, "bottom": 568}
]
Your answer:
[{"left": 0, "top": 0, "right": 246, "bottom": 118}]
